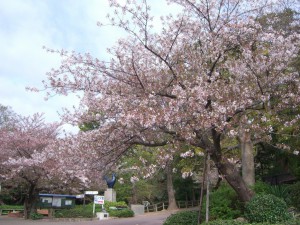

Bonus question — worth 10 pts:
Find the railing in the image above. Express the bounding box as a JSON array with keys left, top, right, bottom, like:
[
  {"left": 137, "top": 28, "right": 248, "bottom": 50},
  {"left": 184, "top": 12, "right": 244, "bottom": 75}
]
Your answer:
[
  {"left": 177, "top": 200, "right": 199, "bottom": 208},
  {"left": 144, "top": 200, "right": 199, "bottom": 213},
  {"left": 144, "top": 201, "right": 168, "bottom": 212}
]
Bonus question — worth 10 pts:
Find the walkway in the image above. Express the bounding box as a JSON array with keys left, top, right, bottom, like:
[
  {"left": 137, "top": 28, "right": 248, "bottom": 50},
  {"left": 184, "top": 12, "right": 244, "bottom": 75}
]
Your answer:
[{"left": 0, "top": 210, "right": 179, "bottom": 225}]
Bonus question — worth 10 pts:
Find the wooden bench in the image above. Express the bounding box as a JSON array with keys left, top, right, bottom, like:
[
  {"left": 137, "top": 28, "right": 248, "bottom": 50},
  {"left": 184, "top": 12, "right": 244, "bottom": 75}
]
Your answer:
[
  {"left": 37, "top": 209, "right": 49, "bottom": 216},
  {"left": 0, "top": 209, "right": 24, "bottom": 215}
]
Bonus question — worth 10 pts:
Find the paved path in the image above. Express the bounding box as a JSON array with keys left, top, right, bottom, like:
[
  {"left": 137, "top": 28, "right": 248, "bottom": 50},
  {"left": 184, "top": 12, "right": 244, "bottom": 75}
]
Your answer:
[{"left": 0, "top": 210, "right": 178, "bottom": 225}]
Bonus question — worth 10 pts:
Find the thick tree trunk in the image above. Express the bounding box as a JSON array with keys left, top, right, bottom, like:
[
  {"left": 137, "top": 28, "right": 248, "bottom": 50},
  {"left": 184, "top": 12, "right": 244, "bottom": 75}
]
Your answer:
[
  {"left": 24, "top": 184, "right": 38, "bottom": 219},
  {"left": 210, "top": 153, "right": 253, "bottom": 202},
  {"left": 239, "top": 127, "right": 255, "bottom": 187},
  {"left": 197, "top": 129, "right": 254, "bottom": 203},
  {"left": 166, "top": 162, "right": 178, "bottom": 210}
]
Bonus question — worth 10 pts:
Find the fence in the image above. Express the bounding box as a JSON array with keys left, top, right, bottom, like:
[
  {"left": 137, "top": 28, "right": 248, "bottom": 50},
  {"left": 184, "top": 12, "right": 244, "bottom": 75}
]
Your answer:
[{"left": 144, "top": 200, "right": 199, "bottom": 213}]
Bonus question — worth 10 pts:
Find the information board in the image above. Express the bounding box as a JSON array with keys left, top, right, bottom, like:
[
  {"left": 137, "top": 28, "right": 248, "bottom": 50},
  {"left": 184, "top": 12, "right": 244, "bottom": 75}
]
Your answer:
[{"left": 94, "top": 195, "right": 105, "bottom": 205}]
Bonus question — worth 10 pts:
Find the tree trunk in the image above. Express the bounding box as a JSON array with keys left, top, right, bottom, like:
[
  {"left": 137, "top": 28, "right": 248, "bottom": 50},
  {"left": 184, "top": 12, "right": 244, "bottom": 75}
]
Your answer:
[
  {"left": 239, "top": 127, "right": 255, "bottom": 187},
  {"left": 198, "top": 152, "right": 208, "bottom": 225},
  {"left": 24, "top": 183, "right": 38, "bottom": 219},
  {"left": 197, "top": 129, "right": 254, "bottom": 203},
  {"left": 166, "top": 162, "right": 178, "bottom": 210}
]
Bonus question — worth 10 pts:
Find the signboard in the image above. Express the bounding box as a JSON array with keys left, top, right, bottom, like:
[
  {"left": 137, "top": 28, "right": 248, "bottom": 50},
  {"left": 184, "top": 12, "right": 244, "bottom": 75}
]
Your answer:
[
  {"left": 94, "top": 195, "right": 105, "bottom": 205},
  {"left": 85, "top": 191, "right": 98, "bottom": 195},
  {"left": 76, "top": 194, "right": 85, "bottom": 199}
]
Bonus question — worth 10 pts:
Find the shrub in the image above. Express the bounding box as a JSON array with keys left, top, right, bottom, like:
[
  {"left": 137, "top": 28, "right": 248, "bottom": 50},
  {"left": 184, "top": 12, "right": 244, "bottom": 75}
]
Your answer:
[
  {"left": 203, "top": 219, "right": 300, "bottom": 225},
  {"left": 163, "top": 210, "right": 199, "bottom": 225},
  {"left": 0, "top": 205, "right": 24, "bottom": 210},
  {"left": 244, "top": 194, "right": 292, "bottom": 223},
  {"left": 108, "top": 208, "right": 134, "bottom": 217},
  {"left": 54, "top": 202, "right": 133, "bottom": 218},
  {"left": 54, "top": 204, "right": 94, "bottom": 218},
  {"left": 104, "top": 201, "right": 133, "bottom": 218},
  {"left": 202, "top": 220, "right": 245, "bottom": 225},
  {"left": 251, "top": 181, "right": 271, "bottom": 194},
  {"left": 288, "top": 182, "right": 300, "bottom": 210},
  {"left": 30, "top": 212, "right": 44, "bottom": 220},
  {"left": 268, "top": 185, "right": 290, "bottom": 203},
  {"left": 204, "top": 184, "right": 241, "bottom": 220},
  {"left": 104, "top": 201, "right": 128, "bottom": 211}
]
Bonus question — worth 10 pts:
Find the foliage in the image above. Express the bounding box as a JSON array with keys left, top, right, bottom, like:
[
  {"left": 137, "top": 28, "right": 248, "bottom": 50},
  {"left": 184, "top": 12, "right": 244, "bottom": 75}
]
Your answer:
[
  {"left": 104, "top": 201, "right": 128, "bottom": 209},
  {"left": 114, "top": 147, "right": 167, "bottom": 204},
  {"left": 251, "top": 181, "right": 271, "bottom": 194},
  {"left": 252, "top": 182, "right": 293, "bottom": 205},
  {"left": 202, "top": 220, "right": 245, "bottom": 225},
  {"left": 203, "top": 184, "right": 242, "bottom": 220},
  {"left": 268, "top": 185, "right": 290, "bottom": 203},
  {"left": 0, "top": 205, "right": 24, "bottom": 209},
  {"left": 203, "top": 219, "right": 300, "bottom": 225},
  {"left": 163, "top": 210, "right": 199, "bottom": 225},
  {"left": 244, "top": 194, "right": 292, "bottom": 223},
  {"left": 287, "top": 182, "right": 300, "bottom": 210},
  {"left": 54, "top": 204, "right": 96, "bottom": 218},
  {"left": 54, "top": 202, "right": 133, "bottom": 218},
  {"left": 108, "top": 208, "right": 134, "bottom": 218},
  {"left": 103, "top": 201, "right": 134, "bottom": 218},
  {"left": 30, "top": 212, "right": 44, "bottom": 220}
]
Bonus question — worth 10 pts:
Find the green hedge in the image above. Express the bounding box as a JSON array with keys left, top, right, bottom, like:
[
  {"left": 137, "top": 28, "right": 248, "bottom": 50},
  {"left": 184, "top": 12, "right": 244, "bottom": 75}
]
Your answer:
[
  {"left": 104, "top": 201, "right": 134, "bottom": 218},
  {"left": 288, "top": 182, "right": 300, "bottom": 210},
  {"left": 54, "top": 201, "right": 133, "bottom": 218},
  {"left": 54, "top": 204, "right": 95, "bottom": 218},
  {"left": 205, "top": 184, "right": 241, "bottom": 220},
  {"left": 109, "top": 208, "right": 134, "bottom": 217},
  {"left": 244, "top": 194, "right": 292, "bottom": 223},
  {"left": 202, "top": 220, "right": 245, "bottom": 225},
  {"left": 0, "top": 205, "right": 24, "bottom": 209},
  {"left": 163, "top": 210, "right": 199, "bottom": 225},
  {"left": 163, "top": 209, "right": 298, "bottom": 225},
  {"left": 30, "top": 212, "right": 44, "bottom": 220},
  {"left": 203, "top": 219, "right": 300, "bottom": 225}
]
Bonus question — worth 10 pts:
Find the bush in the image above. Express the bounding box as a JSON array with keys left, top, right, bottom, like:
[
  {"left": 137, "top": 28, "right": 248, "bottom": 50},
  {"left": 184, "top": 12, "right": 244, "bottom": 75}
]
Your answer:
[
  {"left": 163, "top": 210, "right": 199, "bottom": 225},
  {"left": 104, "top": 201, "right": 128, "bottom": 210},
  {"left": 54, "top": 204, "right": 95, "bottom": 218},
  {"left": 30, "top": 212, "right": 44, "bottom": 220},
  {"left": 251, "top": 181, "right": 271, "bottom": 194},
  {"left": 54, "top": 202, "right": 133, "bottom": 218},
  {"left": 204, "top": 184, "right": 241, "bottom": 220},
  {"left": 202, "top": 220, "right": 245, "bottom": 225},
  {"left": 244, "top": 194, "right": 292, "bottom": 223},
  {"left": 202, "top": 219, "right": 300, "bottom": 225},
  {"left": 108, "top": 208, "right": 134, "bottom": 217},
  {"left": 288, "top": 182, "right": 300, "bottom": 210},
  {"left": 0, "top": 205, "right": 24, "bottom": 210},
  {"left": 104, "top": 201, "right": 133, "bottom": 218}
]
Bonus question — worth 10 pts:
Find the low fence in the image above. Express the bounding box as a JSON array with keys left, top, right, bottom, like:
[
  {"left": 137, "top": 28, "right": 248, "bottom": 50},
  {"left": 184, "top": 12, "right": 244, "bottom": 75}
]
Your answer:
[
  {"left": 177, "top": 200, "right": 199, "bottom": 209},
  {"left": 144, "top": 200, "right": 199, "bottom": 213}
]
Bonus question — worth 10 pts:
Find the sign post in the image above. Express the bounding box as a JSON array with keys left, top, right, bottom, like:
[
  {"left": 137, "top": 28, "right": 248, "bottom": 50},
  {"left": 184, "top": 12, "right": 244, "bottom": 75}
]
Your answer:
[
  {"left": 93, "top": 195, "right": 105, "bottom": 214},
  {"left": 84, "top": 191, "right": 99, "bottom": 212}
]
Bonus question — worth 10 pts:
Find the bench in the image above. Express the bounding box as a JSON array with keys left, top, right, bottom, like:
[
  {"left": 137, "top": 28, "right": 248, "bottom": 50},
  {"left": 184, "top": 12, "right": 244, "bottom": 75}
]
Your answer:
[
  {"left": 37, "top": 209, "right": 49, "bottom": 216},
  {"left": 0, "top": 209, "right": 24, "bottom": 215}
]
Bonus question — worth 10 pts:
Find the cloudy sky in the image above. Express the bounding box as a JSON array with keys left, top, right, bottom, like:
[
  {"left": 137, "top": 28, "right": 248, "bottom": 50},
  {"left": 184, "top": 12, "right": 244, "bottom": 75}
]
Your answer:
[{"left": 0, "top": 0, "right": 179, "bottom": 133}]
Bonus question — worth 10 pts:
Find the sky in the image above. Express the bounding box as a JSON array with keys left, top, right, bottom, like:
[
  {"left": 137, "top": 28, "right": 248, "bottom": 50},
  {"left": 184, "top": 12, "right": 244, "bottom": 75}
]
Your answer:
[{"left": 0, "top": 0, "right": 180, "bottom": 133}]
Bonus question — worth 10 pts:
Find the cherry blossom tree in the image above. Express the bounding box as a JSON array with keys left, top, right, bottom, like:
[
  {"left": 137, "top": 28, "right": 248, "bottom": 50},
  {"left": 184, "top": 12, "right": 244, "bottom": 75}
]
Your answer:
[
  {"left": 0, "top": 113, "right": 60, "bottom": 218},
  {"left": 38, "top": 0, "right": 300, "bottom": 202}
]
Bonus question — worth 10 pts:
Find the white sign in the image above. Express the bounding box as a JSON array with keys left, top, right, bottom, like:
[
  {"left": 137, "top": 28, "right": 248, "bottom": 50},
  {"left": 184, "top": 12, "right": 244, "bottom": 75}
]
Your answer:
[
  {"left": 76, "top": 194, "right": 85, "bottom": 199},
  {"left": 94, "top": 195, "right": 105, "bottom": 205},
  {"left": 85, "top": 191, "right": 98, "bottom": 195}
]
